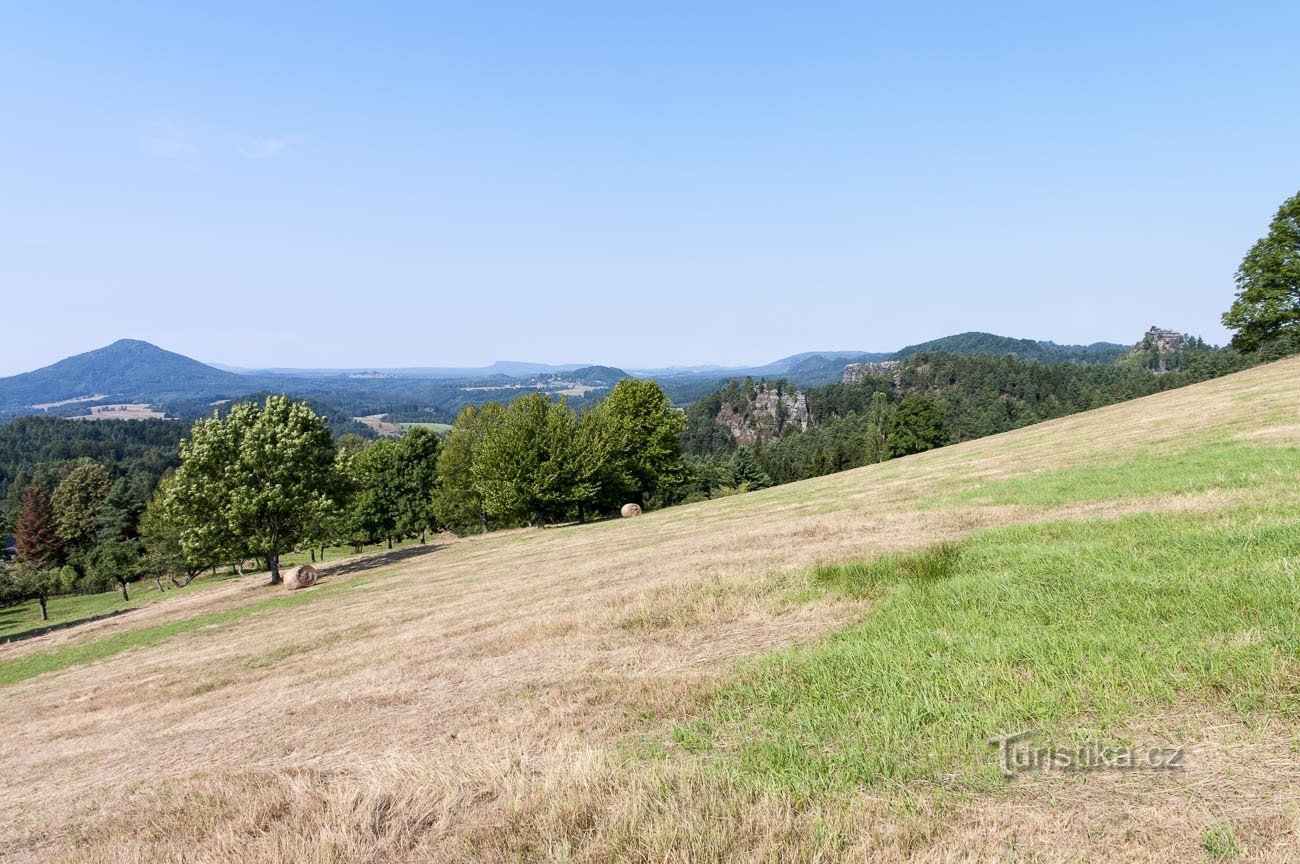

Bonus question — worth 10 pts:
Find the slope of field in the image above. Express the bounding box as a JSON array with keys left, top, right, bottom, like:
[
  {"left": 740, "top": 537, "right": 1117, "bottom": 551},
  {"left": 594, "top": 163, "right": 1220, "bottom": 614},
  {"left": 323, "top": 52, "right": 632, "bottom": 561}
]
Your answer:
[{"left": 1, "top": 357, "right": 1298, "bottom": 863}]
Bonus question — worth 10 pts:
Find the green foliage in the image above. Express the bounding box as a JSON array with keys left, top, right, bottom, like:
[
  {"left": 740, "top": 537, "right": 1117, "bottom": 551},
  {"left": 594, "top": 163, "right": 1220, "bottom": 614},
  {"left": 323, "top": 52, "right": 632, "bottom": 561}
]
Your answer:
[
  {"left": 887, "top": 395, "right": 947, "bottom": 457},
  {"left": 891, "top": 331, "right": 1129, "bottom": 364},
  {"left": 393, "top": 425, "right": 442, "bottom": 538},
  {"left": 4, "top": 565, "right": 62, "bottom": 620},
  {"left": 473, "top": 394, "right": 604, "bottom": 525},
  {"left": 347, "top": 438, "right": 402, "bottom": 545},
  {"left": 1223, "top": 191, "right": 1300, "bottom": 354},
  {"left": 721, "top": 448, "right": 772, "bottom": 492},
  {"left": 0, "top": 415, "right": 182, "bottom": 526},
  {"left": 51, "top": 462, "right": 111, "bottom": 567},
  {"left": 140, "top": 473, "right": 220, "bottom": 582},
  {"left": 167, "top": 395, "right": 344, "bottom": 583},
  {"left": 432, "top": 403, "right": 503, "bottom": 535},
  {"left": 589, "top": 379, "right": 686, "bottom": 507}
]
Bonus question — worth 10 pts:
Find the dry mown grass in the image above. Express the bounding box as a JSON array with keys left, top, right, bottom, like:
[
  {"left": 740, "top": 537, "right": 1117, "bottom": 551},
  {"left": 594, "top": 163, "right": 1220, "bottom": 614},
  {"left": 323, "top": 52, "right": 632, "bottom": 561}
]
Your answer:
[{"left": 2, "top": 357, "right": 1299, "bottom": 863}]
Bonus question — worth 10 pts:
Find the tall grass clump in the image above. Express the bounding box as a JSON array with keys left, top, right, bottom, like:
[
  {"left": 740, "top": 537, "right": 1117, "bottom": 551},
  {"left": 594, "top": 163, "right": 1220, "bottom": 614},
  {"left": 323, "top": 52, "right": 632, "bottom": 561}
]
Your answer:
[{"left": 812, "top": 542, "right": 962, "bottom": 597}]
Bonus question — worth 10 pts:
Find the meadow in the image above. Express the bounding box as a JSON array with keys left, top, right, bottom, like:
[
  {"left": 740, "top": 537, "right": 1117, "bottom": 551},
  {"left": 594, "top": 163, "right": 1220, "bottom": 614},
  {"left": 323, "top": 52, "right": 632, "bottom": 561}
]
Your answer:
[{"left": 0, "top": 356, "right": 1296, "bottom": 862}]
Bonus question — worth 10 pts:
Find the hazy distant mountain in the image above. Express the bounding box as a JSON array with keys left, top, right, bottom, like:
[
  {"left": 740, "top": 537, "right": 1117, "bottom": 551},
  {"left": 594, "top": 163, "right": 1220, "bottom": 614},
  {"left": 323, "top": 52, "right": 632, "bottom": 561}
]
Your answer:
[
  {"left": 0, "top": 333, "right": 1138, "bottom": 421},
  {"left": 0, "top": 339, "right": 258, "bottom": 413},
  {"left": 211, "top": 360, "right": 591, "bottom": 379},
  {"left": 891, "top": 332, "right": 1128, "bottom": 365},
  {"left": 0, "top": 341, "right": 635, "bottom": 421}
]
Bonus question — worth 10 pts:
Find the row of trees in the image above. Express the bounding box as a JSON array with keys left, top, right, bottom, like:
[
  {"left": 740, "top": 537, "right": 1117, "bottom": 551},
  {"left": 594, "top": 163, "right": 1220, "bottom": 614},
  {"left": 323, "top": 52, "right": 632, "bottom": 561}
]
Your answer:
[
  {"left": 3, "top": 381, "right": 688, "bottom": 611},
  {"left": 432, "top": 380, "right": 686, "bottom": 532}
]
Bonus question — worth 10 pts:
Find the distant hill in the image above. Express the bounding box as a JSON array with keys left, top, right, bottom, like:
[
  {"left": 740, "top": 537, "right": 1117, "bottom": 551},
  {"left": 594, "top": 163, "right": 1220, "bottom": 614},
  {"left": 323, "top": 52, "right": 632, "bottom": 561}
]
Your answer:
[
  {"left": 0, "top": 333, "right": 1141, "bottom": 421},
  {"left": 0, "top": 339, "right": 259, "bottom": 414},
  {"left": 212, "top": 360, "right": 595, "bottom": 379},
  {"left": 0, "top": 341, "right": 632, "bottom": 423},
  {"left": 553, "top": 366, "right": 630, "bottom": 387},
  {"left": 890, "top": 332, "right": 1128, "bottom": 364}
]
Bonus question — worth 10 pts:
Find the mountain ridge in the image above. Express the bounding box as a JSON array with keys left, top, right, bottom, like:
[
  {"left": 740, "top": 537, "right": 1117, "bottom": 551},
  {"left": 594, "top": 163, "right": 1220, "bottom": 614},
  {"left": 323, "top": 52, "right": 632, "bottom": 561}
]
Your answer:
[{"left": 0, "top": 330, "right": 1169, "bottom": 419}]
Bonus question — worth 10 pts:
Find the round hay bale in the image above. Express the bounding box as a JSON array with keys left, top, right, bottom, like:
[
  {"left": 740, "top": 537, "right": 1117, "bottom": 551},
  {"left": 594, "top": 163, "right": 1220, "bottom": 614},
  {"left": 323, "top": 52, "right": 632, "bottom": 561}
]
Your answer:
[
  {"left": 620, "top": 503, "right": 642, "bottom": 518},
  {"left": 284, "top": 564, "right": 318, "bottom": 590}
]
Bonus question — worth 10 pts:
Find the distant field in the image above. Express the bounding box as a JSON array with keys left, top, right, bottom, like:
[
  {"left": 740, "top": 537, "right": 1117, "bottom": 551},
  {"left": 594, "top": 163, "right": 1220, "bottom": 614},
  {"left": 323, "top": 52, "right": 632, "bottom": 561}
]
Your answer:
[
  {"left": 1, "top": 356, "right": 1297, "bottom": 863},
  {"left": 353, "top": 413, "right": 400, "bottom": 436},
  {"left": 68, "top": 402, "right": 165, "bottom": 421},
  {"left": 399, "top": 421, "right": 452, "bottom": 433},
  {"left": 353, "top": 416, "right": 453, "bottom": 436}
]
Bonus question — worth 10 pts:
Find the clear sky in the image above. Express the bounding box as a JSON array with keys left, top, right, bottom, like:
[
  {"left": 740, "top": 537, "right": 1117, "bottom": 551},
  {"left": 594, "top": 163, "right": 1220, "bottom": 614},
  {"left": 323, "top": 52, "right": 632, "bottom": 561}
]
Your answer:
[{"left": 2, "top": 2, "right": 1298, "bottom": 376}]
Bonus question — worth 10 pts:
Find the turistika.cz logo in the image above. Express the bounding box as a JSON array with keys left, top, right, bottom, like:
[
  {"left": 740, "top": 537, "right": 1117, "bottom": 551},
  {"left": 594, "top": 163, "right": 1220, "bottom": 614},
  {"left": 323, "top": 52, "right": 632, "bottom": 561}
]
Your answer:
[{"left": 988, "top": 730, "right": 1186, "bottom": 779}]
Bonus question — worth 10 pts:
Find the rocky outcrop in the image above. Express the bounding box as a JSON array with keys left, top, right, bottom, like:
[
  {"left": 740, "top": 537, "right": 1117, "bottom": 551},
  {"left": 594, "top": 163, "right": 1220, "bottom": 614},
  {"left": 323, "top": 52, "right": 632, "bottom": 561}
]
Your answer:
[
  {"left": 1136, "top": 326, "right": 1187, "bottom": 355},
  {"left": 1133, "top": 326, "right": 1190, "bottom": 373},
  {"left": 717, "top": 384, "right": 809, "bottom": 445},
  {"left": 843, "top": 360, "right": 901, "bottom": 386}
]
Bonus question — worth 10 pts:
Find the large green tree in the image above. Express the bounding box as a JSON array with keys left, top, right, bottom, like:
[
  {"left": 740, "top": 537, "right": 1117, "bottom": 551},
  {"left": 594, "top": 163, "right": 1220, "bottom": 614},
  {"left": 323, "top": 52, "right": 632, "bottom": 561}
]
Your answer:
[
  {"left": 51, "top": 462, "right": 111, "bottom": 574},
  {"left": 347, "top": 438, "right": 401, "bottom": 547},
  {"left": 590, "top": 379, "right": 686, "bottom": 508},
  {"left": 167, "top": 395, "right": 345, "bottom": 584},
  {"left": 139, "top": 474, "right": 217, "bottom": 587},
  {"left": 1223, "top": 191, "right": 1300, "bottom": 354},
  {"left": 433, "top": 403, "right": 504, "bottom": 535},
  {"left": 393, "top": 425, "right": 442, "bottom": 541},
  {"left": 473, "top": 394, "right": 603, "bottom": 526}
]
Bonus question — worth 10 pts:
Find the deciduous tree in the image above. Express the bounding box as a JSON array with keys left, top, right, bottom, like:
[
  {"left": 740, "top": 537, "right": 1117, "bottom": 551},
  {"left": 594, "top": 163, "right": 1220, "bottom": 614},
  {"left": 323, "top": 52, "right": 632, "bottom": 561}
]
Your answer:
[
  {"left": 590, "top": 379, "right": 685, "bottom": 509},
  {"left": 1223, "top": 191, "right": 1300, "bottom": 355},
  {"left": 167, "top": 396, "right": 344, "bottom": 584}
]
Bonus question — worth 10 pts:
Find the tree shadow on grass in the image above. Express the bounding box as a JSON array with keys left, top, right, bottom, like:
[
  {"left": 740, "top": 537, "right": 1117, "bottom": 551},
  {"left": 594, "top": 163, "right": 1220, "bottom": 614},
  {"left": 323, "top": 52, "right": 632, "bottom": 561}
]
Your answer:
[
  {"left": 0, "top": 606, "right": 137, "bottom": 646},
  {"left": 318, "top": 542, "right": 447, "bottom": 581}
]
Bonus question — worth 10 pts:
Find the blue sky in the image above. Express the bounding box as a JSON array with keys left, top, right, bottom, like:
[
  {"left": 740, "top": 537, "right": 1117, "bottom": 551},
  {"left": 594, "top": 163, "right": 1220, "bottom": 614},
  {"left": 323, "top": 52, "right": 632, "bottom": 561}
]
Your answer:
[{"left": 2, "top": 2, "right": 1298, "bottom": 375}]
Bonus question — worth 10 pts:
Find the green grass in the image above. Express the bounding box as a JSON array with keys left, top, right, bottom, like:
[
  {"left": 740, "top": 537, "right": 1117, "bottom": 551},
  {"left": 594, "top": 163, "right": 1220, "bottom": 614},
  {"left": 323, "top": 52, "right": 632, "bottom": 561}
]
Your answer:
[
  {"left": 931, "top": 441, "right": 1300, "bottom": 509},
  {"left": 399, "top": 422, "right": 452, "bottom": 434},
  {"left": 0, "top": 536, "right": 432, "bottom": 642},
  {"left": 1202, "top": 822, "right": 1240, "bottom": 860},
  {"left": 0, "top": 572, "right": 243, "bottom": 642},
  {"left": 0, "top": 575, "right": 371, "bottom": 688},
  {"left": 673, "top": 503, "right": 1300, "bottom": 797}
]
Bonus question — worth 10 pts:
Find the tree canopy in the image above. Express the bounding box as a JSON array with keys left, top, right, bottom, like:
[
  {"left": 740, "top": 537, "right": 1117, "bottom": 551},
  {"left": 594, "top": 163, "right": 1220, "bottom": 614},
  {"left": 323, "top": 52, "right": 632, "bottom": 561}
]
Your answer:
[
  {"left": 166, "top": 395, "right": 345, "bottom": 584},
  {"left": 1223, "top": 191, "right": 1300, "bottom": 355}
]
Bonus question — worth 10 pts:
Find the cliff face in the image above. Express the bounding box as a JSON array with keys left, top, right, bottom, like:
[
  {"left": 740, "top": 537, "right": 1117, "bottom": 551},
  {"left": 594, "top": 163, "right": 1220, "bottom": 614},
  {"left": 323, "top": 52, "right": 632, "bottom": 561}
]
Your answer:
[
  {"left": 1132, "top": 326, "right": 1192, "bottom": 373},
  {"left": 717, "top": 384, "right": 809, "bottom": 445},
  {"left": 843, "top": 360, "right": 901, "bottom": 386}
]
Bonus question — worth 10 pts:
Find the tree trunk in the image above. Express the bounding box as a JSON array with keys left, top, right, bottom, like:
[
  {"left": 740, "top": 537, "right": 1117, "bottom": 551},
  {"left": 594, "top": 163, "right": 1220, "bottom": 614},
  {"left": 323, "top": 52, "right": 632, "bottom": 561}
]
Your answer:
[
  {"left": 154, "top": 575, "right": 166, "bottom": 592},
  {"left": 120, "top": 581, "right": 129, "bottom": 602},
  {"left": 310, "top": 549, "right": 316, "bottom": 562},
  {"left": 38, "top": 596, "right": 48, "bottom": 621},
  {"left": 479, "top": 507, "right": 488, "bottom": 534},
  {"left": 267, "top": 552, "right": 282, "bottom": 585},
  {"left": 387, "top": 537, "right": 392, "bottom": 550},
  {"left": 421, "top": 529, "right": 426, "bottom": 544}
]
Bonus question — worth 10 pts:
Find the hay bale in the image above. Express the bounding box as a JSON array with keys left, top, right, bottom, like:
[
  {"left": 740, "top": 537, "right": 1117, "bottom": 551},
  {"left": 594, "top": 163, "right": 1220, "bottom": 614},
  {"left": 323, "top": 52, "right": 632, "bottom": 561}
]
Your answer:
[
  {"left": 620, "top": 503, "right": 642, "bottom": 518},
  {"left": 284, "top": 564, "right": 318, "bottom": 590}
]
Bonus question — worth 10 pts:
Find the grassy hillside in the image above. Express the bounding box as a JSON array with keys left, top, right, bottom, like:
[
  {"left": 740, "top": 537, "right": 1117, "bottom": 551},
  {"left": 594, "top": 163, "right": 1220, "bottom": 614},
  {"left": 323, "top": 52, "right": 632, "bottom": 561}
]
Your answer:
[{"left": 1, "top": 356, "right": 1297, "bottom": 863}]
